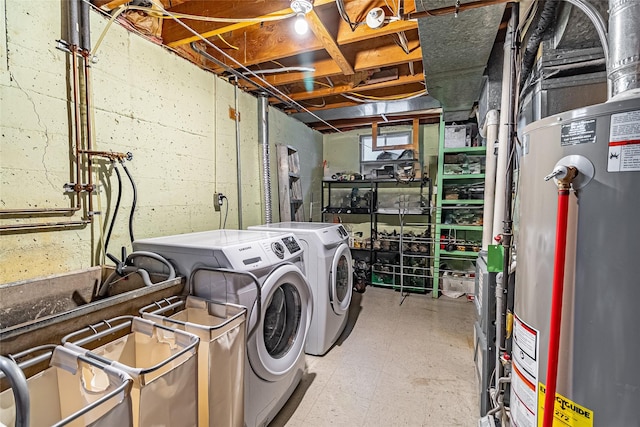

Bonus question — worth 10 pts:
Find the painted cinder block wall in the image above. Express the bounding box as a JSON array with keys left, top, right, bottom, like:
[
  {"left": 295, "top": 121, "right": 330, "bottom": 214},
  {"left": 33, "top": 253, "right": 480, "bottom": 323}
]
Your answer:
[{"left": 0, "top": 0, "right": 322, "bottom": 282}]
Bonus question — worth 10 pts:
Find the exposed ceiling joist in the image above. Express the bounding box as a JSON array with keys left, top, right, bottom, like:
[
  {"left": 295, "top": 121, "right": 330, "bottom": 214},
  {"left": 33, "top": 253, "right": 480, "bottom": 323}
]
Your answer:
[
  {"left": 271, "top": 73, "right": 425, "bottom": 103},
  {"left": 307, "top": 10, "right": 354, "bottom": 75},
  {"left": 97, "top": 0, "right": 512, "bottom": 132}
]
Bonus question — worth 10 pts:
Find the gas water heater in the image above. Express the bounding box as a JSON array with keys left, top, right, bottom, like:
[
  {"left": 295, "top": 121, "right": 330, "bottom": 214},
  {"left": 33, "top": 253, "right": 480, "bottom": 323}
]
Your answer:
[{"left": 511, "top": 94, "right": 640, "bottom": 427}]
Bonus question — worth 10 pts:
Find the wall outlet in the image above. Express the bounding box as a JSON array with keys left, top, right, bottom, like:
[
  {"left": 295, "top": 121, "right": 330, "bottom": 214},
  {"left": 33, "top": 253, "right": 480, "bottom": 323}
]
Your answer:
[{"left": 214, "top": 192, "right": 223, "bottom": 211}]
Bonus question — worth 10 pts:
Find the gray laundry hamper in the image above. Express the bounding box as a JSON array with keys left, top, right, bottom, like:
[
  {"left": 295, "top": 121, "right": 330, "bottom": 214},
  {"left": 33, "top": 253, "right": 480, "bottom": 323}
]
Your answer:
[
  {"left": 62, "top": 315, "right": 199, "bottom": 427},
  {"left": 0, "top": 345, "right": 133, "bottom": 427},
  {"left": 140, "top": 295, "right": 247, "bottom": 427}
]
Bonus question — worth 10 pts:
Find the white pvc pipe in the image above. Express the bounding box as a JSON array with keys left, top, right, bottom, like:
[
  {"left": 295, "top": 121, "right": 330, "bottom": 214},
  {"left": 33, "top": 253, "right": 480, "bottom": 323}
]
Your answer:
[
  {"left": 492, "top": 22, "right": 515, "bottom": 241},
  {"left": 481, "top": 109, "right": 499, "bottom": 249}
]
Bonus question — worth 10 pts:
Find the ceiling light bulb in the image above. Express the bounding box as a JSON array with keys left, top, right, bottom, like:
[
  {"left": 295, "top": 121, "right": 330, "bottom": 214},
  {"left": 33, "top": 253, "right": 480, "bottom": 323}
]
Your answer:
[{"left": 294, "top": 13, "right": 309, "bottom": 35}]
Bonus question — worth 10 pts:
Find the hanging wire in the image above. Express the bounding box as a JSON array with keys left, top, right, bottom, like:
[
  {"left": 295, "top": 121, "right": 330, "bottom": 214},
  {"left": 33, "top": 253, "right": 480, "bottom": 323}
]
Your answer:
[
  {"left": 341, "top": 89, "right": 427, "bottom": 103},
  {"left": 217, "top": 34, "right": 239, "bottom": 50},
  {"left": 84, "top": 0, "right": 343, "bottom": 132},
  {"left": 336, "top": 0, "right": 365, "bottom": 31},
  {"left": 124, "top": 5, "right": 295, "bottom": 23},
  {"left": 134, "top": 0, "right": 343, "bottom": 133}
]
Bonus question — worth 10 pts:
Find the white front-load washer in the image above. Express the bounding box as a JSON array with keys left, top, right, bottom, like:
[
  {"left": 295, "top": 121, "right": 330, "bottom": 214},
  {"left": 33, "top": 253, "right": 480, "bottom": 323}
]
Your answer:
[
  {"left": 248, "top": 222, "right": 352, "bottom": 356},
  {"left": 133, "top": 230, "right": 313, "bottom": 427}
]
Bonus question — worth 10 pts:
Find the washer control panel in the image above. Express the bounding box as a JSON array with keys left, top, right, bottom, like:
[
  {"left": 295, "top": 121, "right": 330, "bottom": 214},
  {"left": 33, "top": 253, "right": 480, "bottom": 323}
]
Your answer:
[
  {"left": 281, "top": 236, "right": 302, "bottom": 254},
  {"left": 271, "top": 241, "right": 285, "bottom": 259}
]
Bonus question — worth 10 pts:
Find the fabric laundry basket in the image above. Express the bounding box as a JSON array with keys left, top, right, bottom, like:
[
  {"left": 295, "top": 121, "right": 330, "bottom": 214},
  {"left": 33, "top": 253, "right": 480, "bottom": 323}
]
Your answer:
[
  {"left": 62, "top": 316, "right": 199, "bottom": 427},
  {"left": 0, "top": 345, "right": 133, "bottom": 427},
  {"left": 140, "top": 295, "right": 247, "bottom": 427}
]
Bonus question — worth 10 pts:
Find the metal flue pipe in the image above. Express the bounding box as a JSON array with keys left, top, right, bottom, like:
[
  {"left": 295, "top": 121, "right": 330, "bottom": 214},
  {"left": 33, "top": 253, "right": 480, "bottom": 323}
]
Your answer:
[
  {"left": 234, "top": 81, "right": 244, "bottom": 229},
  {"left": 258, "top": 94, "right": 273, "bottom": 224},
  {"left": 608, "top": 0, "right": 640, "bottom": 99}
]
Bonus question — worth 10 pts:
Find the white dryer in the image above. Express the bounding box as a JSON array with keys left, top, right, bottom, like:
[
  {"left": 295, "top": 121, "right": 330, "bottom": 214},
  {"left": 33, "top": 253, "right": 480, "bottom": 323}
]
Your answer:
[
  {"left": 248, "top": 222, "right": 352, "bottom": 356},
  {"left": 133, "top": 230, "right": 313, "bottom": 427}
]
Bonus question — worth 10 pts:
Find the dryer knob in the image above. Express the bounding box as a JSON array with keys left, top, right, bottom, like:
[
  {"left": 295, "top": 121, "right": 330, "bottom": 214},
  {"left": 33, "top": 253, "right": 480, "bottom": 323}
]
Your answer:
[{"left": 271, "top": 241, "right": 285, "bottom": 259}]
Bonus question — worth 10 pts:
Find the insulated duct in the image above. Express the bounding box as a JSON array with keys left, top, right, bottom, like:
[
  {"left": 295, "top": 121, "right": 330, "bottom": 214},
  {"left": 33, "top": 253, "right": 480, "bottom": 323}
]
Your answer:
[
  {"left": 258, "top": 94, "right": 273, "bottom": 224},
  {"left": 519, "top": 0, "right": 560, "bottom": 92},
  {"left": 608, "top": 0, "right": 640, "bottom": 98}
]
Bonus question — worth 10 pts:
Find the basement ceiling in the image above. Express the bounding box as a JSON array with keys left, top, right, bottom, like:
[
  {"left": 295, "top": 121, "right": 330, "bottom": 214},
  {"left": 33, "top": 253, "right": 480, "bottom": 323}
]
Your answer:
[{"left": 93, "top": 0, "right": 511, "bottom": 132}]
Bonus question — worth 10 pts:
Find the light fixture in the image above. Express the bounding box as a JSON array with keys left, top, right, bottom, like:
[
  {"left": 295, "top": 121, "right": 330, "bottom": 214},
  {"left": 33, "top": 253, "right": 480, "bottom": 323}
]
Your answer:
[
  {"left": 291, "top": 0, "right": 313, "bottom": 35},
  {"left": 294, "top": 13, "right": 309, "bottom": 35},
  {"left": 366, "top": 7, "right": 386, "bottom": 29}
]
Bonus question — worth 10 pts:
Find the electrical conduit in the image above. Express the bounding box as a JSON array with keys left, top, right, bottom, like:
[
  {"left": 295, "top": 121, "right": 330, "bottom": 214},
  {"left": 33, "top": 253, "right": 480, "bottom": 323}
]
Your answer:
[{"left": 542, "top": 165, "right": 578, "bottom": 427}]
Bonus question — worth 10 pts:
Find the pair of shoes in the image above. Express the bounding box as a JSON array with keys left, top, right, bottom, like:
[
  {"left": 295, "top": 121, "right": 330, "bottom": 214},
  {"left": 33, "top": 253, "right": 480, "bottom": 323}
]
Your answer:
[{"left": 353, "top": 283, "right": 366, "bottom": 294}]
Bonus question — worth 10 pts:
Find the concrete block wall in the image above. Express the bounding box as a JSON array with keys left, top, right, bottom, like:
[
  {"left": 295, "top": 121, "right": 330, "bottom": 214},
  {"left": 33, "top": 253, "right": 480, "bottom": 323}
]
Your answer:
[{"left": 0, "top": 0, "right": 322, "bottom": 282}]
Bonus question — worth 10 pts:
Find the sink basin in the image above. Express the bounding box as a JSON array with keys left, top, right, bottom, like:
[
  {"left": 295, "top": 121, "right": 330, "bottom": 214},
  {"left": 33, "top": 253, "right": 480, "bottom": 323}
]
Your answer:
[{"left": 0, "top": 266, "right": 184, "bottom": 355}]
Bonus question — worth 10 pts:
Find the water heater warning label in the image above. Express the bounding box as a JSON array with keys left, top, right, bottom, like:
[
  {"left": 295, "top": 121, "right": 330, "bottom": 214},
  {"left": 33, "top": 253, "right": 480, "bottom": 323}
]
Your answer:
[
  {"left": 511, "top": 315, "right": 540, "bottom": 427},
  {"left": 608, "top": 110, "right": 640, "bottom": 172}
]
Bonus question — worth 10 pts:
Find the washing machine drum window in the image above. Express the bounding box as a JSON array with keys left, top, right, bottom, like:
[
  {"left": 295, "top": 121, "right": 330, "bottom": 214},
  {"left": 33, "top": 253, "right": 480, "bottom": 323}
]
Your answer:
[
  {"left": 335, "top": 254, "right": 350, "bottom": 302},
  {"left": 264, "top": 283, "right": 301, "bottom": 358}
]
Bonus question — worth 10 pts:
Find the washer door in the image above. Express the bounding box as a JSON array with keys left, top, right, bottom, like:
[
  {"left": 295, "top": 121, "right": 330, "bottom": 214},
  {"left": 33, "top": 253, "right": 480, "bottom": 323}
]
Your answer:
[
  {"left": 330, "top": 243, "right": 353, "bottom": 315},
  {"left": 247, "top": 263, "right": 313, "bottom": 382}
]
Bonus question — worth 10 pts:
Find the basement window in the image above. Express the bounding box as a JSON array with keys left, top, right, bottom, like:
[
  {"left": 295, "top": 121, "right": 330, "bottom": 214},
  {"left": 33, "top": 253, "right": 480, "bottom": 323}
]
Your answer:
[{"left": 360, "top": 131, "right": 412, "bottom": 162}]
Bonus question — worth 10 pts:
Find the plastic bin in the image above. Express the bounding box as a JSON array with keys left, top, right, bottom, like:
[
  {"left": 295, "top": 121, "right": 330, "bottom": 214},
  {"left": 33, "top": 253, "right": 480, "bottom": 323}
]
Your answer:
[
  {"left": 0, "top": 345, "right": 133, "bottom": 427},
  {"left": 140, "top": 295, "right": 247, "bottom": 427},
  {"left": 62, "top": 316, "right": 199, "bottom": 427}
]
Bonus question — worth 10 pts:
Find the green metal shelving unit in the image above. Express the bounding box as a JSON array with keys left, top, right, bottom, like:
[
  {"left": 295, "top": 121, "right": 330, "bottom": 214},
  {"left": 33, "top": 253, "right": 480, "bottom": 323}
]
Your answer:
[{"left": 433, "top": 116, "right": 485, "bottom": 297}]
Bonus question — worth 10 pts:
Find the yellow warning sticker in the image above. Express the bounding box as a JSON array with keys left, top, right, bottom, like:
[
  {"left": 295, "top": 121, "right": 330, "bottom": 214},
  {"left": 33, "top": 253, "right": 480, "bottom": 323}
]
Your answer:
[{"left": 538, "top": 383, "right": 594, "bottom": 427}]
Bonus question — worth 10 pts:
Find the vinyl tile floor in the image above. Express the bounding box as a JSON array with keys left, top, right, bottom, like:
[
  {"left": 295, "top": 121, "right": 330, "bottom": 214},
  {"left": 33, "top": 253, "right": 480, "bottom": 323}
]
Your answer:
[{"left": 269, "top": 286, "right": 479, "bottom": 427}]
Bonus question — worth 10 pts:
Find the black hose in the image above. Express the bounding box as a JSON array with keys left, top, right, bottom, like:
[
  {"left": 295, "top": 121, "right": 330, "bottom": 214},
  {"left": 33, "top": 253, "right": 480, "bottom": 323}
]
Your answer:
[
  {"left": 121, "top": 160, "right": 137, "bottom": 244},
  {"left": 104, "top": 162, "right": 122, "bottom": 256},
  {"left": 519, "top": 0, "right": 560, "bottom": 91}
]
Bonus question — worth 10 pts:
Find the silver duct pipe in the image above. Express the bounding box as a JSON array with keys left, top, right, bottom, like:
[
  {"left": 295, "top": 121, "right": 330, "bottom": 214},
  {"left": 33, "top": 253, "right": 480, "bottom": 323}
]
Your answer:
[
  {"left": 258, "top": 94, "right": 273, "bottom": 224},
  {"left": 608, "top": 0, "right": 640, "bottom": 99},
  {"left": 234, "top": 82, "right": 243, "bottom": 229}
]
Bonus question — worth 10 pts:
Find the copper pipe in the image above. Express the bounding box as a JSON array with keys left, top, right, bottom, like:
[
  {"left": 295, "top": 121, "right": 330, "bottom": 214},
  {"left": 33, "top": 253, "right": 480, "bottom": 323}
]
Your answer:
[
  {"left": 78, "top": 150, "right": 129, "bottom": 161},
  {"left": 0, "top": 220, "right": 90, "bottom": 232},
  {"left": 71, "top": 46, "right": 83, "bottom": 207},
  {"left": 0, "top": 208, "right": 79, "bottom": 216},
  {"left": 405, "top": 0, "right": 510, "bottom": 20},
  {"left": 83, "top": 53, "right": 94, "bottom": 214}
]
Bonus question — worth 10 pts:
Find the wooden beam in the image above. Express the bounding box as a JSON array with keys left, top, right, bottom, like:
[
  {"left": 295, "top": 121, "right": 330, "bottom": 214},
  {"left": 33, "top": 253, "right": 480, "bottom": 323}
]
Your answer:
[
  {"left": 273, "top": 73, "right": 425, "bottom": 102},
  {"left": 94, "top": 0, "right": 188, "bottom": 11},
  {"left": 167, "top": 9, "right": 297, "bottom": 48},
  {"left": 371, "top": 122, "right": 378, "bottom": 150},
  {"left": 165, "top": 0, "right": 337, "bottom": 47},
  {"left": 307, "top": 10, "right": 354, "bottom": 75},
  {"left": 248, "top": 58, "right": 344, "bottom": 86},
  {"left": 308, "top": 114, "right": 440, "bottom": 132},
  {"left": 248, "top": 40, "right": 422, "bottom": 88},
  {"left": 352, "top": 40, "right": 422, "bottom": 71},
  {"left": 336, "top": 20, "right": 418, "bottom": 45}
]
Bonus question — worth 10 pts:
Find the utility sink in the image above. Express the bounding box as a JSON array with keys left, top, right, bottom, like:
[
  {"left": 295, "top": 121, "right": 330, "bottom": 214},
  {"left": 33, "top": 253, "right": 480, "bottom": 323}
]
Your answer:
[{"left": 0, "top": 266, "right": 184, "bottom": 355}]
